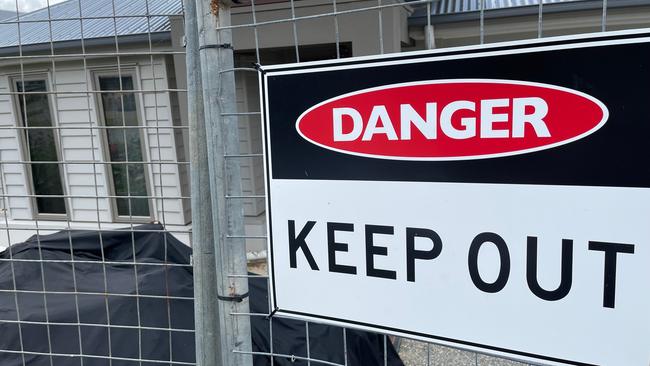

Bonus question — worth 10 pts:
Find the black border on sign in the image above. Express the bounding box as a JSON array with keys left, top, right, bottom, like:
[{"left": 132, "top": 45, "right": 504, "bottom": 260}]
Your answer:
[
  {"left": 258, "top": 66, "right": 279, "bottom": 311},
  {"left": 258, "top": 28, "right": 650, "bottom": 366}
]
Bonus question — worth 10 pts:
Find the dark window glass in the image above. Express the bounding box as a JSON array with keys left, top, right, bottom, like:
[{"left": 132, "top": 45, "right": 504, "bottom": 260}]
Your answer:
[
  {"left": 16, "top": 80, "right": 66, "bottom": 215},
  {"left": 99, "top": 76, "right": 150, "bottom": 218}
]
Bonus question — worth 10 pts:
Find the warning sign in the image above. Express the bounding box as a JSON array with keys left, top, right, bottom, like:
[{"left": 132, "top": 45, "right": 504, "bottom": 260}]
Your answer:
[{"left": 259, "top": 30, "right": 650, "bottom": 366}]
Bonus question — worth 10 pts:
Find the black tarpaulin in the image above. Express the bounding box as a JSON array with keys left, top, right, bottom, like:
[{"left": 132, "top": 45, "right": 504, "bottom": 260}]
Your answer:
[{"left": 0, "top": 224, "right": 403, "bottom": 366}]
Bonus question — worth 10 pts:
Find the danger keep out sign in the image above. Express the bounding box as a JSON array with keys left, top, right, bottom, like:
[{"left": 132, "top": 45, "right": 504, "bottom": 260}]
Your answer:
[{"left": 259, "top": 30, "right": 650, "bottom": 366}]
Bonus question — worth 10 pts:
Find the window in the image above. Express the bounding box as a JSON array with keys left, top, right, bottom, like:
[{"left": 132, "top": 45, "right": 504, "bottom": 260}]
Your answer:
[
  {"left": 96, "top": 73, "right": 151, "bottom": 220},
  {"left": 14, "top": 77, "right": 67, "bottom": 218}
]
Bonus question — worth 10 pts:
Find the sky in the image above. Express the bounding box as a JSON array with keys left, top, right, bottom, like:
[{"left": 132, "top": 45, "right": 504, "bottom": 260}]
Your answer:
[{"left": 0, "top": 0, "right": 67, "bottom": 13}]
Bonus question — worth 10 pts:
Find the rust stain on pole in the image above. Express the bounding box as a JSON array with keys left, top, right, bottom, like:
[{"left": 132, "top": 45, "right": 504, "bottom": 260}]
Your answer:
[{"left": 211, "top": 0, "right": 219, "bottom": 15}]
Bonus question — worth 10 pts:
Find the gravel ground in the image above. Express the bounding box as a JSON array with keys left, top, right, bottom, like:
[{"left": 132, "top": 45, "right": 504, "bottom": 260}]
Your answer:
[{"left": 398, "top": 339, "right": 528, "bottom": 366}]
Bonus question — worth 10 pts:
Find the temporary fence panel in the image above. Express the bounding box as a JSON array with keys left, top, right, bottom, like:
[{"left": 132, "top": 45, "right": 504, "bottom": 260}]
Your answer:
[
  {"left": 209, "top": 1, "right": 650, "bottom": 366},
  {"left": 0, "top": 0, "right": 649, "bottom": 366},
  {"left": 0, "top": 0, "right": 194, "bottom": 365}
]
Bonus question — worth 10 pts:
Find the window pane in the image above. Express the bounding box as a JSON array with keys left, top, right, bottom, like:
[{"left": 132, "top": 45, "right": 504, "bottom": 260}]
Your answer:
[
  {"left": 99, "top": 76, "right": 150, "bottom": 218},
  {"left": 99, "top": 76, "right": 138, "bottom": 127},
  {"left": 113, "top": 164, "right": 150, "bottom": 218},
  {"left": 16, "top": 80, "right": 66, "bottom": 215}
]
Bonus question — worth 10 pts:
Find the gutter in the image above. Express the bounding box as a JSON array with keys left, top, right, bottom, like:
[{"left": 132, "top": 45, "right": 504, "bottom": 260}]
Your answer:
[
  {"left": 409, "top": 0, "right": 650, "bottom": 26},
  {"left": 0, "top": 31, "right": 172, "bottom": 57}
]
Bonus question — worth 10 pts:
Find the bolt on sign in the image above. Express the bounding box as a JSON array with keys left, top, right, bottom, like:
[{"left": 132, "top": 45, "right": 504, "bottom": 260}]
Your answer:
[{"left": 258, "top": 29, "right": 650, "bottom": 366}]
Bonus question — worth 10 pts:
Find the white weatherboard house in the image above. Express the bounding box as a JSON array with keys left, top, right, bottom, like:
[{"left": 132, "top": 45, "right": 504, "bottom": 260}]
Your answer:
[
  {"left": 1, "top": 0, "right": 649, "bottom": 251},
  {"left": 0, "top": 0, "right": 190, "bottom": 249}
]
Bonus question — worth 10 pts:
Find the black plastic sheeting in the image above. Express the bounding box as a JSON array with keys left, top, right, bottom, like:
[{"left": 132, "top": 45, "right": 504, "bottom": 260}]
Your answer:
[{"left": 0, "top": 224, "right": 403, "bottom": 366}]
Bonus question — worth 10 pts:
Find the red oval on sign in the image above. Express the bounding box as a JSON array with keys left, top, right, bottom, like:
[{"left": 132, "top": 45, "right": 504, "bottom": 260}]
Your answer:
[{"left": 295, "top": 79, "right": 608, "bottom": 160}]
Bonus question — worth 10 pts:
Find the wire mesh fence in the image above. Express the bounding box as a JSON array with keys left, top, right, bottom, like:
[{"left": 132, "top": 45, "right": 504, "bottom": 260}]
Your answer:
[
  {"left": 0, "top": 0, "right": 193, "bottom": 365},
  {"left": 0, "top": 0, "right": 649, "bottom": 365}
]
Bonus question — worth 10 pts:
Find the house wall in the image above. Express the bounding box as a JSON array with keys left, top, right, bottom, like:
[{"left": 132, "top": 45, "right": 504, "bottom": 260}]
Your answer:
[
  {"left": 139, "top": 56, "right": 188, "bottom": 225},
  {"left": 0, "top": 75, "right": 36, "bottom": 221},
  {"left": 164, "top": 56, "right": 191, "bottom": 224},
  {"left": 0, "top": 54, "right": 190, "bottom": 248},
  {"left": 0, "top": 163, "right": 4, "bottom": 214},
  {"left": 168, "top": 18, "right": 192, "bottom": 224},
  {"left": 167, "top": 0, "right": 413, "bottom": 227},
  {"left": 406, "top": 5, "right": 650, "bottom": 50},
  {"left": 231, "top": 0, "right": 410, "bottom": 57},
  {"left": 236, "top": 70, "right": 265, "bottom": 217},
  {"left": 214, "top": 0, "right": 412, "bottom": 255}
]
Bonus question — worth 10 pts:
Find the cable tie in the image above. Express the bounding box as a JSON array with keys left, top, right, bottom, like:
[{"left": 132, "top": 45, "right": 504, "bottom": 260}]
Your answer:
[
  {"left": 217, "top": 291, "right": 249, "bottom": 302},
  {"left": 199, "top": 43, "right": 233, "bottom": 50}
]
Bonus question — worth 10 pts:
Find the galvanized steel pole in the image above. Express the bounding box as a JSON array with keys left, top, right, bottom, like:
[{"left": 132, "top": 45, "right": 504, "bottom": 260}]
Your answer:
[
  {"left": 194, "top": 0, "right": 253, "bottom": 365},
  {"left": 185, "top": 0, "right": 222, "bottom": 365}
]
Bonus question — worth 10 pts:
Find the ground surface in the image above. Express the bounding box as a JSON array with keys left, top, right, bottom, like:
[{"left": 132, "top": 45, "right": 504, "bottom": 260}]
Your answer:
[
  {"left": 398, "top": 339, "right": 528, "bottom": 366},
  {"left": 248, "top": 261, "right": 531, "bottom": 366}
]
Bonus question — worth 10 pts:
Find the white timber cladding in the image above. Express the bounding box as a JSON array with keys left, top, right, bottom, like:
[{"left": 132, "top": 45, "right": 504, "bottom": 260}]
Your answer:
[
  {"left": 138, "top": 58, "right": 187, "bottom": 225},
  {"left": 0, "top": 75, "right": 30, "bottom": 220},
  {"left": 54, "top": 68, "right": 110, "bottom": 222},
  {"left": 0, "top": 55, "right": 189, "bottom": 226},
  {"left": 236, "top": 71, "right": 264, "bottom": 217},
  {"left": 0, "top": 162, "right": 4, "bottom": 213},
  {"left": 164, "top": 57, "right": 191, "bottom": 224}
]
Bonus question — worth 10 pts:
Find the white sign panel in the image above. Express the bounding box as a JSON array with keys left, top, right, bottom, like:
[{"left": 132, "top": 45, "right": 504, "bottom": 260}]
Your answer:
[{"left": 259, "top": 30, "right": 650, "bottom": 365}]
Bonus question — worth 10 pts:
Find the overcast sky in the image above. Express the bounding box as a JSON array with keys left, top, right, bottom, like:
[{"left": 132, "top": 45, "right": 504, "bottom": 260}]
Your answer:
[{"left": 0, "top": 0, "right": 67, "bottom": 13}]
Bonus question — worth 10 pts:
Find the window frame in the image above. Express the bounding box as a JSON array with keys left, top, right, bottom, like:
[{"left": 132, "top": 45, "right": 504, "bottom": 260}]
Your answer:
[
  {"left": 11, "top": 73, "right": 70, "bottom": 221},
  {"left": 93, "top": 69, "right": 154, "bottom": 223}
]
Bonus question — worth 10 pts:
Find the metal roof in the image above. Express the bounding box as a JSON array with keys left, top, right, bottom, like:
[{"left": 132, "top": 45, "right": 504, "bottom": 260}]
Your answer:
[
  {"left": 0, "top": 0, "right": 183, "bottom": 49},
  {"left": 0, "top": 0, "right": 646, "bottom": 49},
  {"left": 428, "top": 0, "right": 581, "bottom": 15},
  {"left": 0, "top": 10, "right": 17, "bottom": 20},
  {"left": 409, "top": 0, "right": 650, "bottom": 24}
]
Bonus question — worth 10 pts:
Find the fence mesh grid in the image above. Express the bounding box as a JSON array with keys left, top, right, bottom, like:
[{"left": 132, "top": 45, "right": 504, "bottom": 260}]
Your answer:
[{"left": 0, "top": 0, "right": 646, "bottom": 365}]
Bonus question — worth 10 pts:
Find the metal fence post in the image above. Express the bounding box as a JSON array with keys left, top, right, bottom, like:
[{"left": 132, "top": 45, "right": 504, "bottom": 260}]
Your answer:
[
  {"left": 185, "top": 0, "right": 222, "bottom": 365},
  {"left": 194, "top": 0, "right": 254, "bottom": 365}
]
